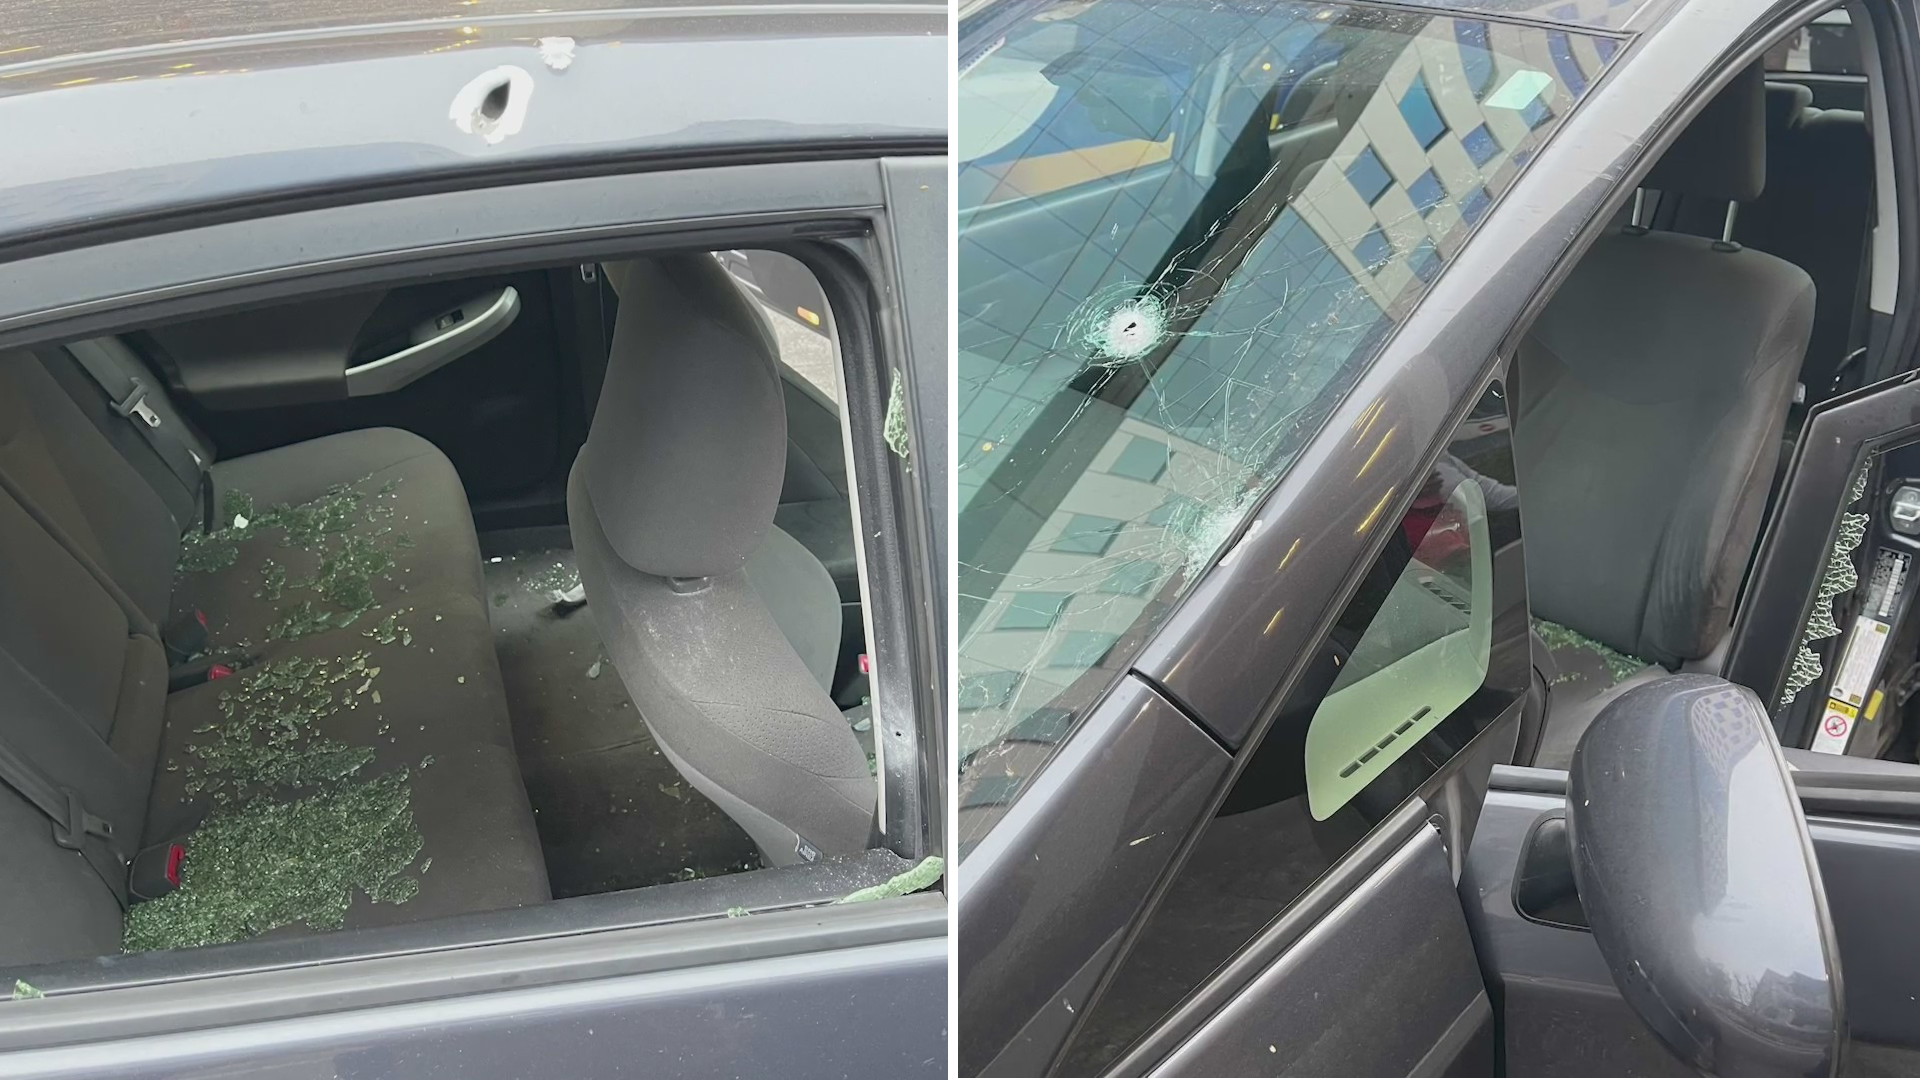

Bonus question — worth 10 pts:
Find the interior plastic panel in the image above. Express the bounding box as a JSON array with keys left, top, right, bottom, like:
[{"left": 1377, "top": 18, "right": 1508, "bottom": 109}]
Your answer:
[
  {"left": 1147, "top": 823, "right": 1493, "bottom": 1077},
  {"left": 146, "top": 282, "right": 531, "bottom": 412},
  {"left": 1303, "top": 479, "right": 1493, "bottom": 820},
  {"left": 344, "top": 285, "right": 521, "bottom": 397},
  {"left": 141, "top": 290, "right": 385, "bottom": 410}
]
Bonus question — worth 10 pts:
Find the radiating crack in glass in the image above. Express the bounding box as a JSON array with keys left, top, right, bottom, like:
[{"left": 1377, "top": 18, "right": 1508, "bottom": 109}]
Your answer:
[
  {"left": 959, "top": 157, "right": 1430, "bottom": 770},
  {"left": 953, "top": 4, "right": 1605, "bottom": 821},
  {"left": 1076, "top": 288, "right": 1174, "bottom": 363}
]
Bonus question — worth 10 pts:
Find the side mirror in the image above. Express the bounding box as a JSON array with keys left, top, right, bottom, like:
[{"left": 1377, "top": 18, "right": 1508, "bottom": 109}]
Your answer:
[{"left": 1567, "top": 673, "right": 1844, "bottom": 1077}]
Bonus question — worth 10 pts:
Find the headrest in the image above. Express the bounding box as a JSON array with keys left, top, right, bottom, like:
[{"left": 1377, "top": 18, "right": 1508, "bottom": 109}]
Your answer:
[
  {"left": 1764, "top": 80, "right": 1814, "bottom": 131},
  {"left": 1646, "top": 63, "right": 1767, "bottom": 204},
  {"left": 581, "top": 254, "right": 787, "bottom": 579}
]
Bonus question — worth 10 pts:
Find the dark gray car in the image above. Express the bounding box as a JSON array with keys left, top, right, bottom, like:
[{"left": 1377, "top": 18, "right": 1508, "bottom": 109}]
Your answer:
[
  {"left": 0, "top": 3, "right": 948, "bottom": 1077},
  {"left": 957, "top": 0, "right": 1920, "bottom": 1074}
]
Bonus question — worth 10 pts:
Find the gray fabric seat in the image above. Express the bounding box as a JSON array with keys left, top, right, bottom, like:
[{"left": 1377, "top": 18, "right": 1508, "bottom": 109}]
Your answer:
[
  {"left": 571, "top": 254, "right": 875, "bottom": 866},
  {"left": 177, "top": 427, "right": 499, "bottom": 649},
  {"left": 1673, "top": 82, "right": 1872, "bottom": 402},
  {"left": 0, "top": 346, "right": 548, "bottom": 966},
  {"left": 1517, "top": 65, "right": 1816, "bottom": 767}
]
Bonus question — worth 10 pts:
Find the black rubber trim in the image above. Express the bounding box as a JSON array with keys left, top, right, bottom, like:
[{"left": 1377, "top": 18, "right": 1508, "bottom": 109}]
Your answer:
[{"left": 0, "top": 139, "right": 946, "bottom": 266}]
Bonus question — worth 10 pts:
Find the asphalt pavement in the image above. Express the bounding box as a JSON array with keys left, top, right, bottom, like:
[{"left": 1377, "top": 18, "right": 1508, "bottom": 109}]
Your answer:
[{"left": 757, "top": 300, "right": 840, "bottom": 402}]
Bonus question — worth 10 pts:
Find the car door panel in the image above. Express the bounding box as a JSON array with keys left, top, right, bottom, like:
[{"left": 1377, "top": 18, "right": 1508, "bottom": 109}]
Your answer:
[
  {"left": 138, "top": 290, "right": 387, "bottom": 410},
  {"left": 1, "top": 934, "right": 947, "bottom": 1080},
  {"left": 145, "top": 270, "right": 568, "bottom": 504},
  {"left": 1148, "top": 823, "right": 1490, "bottom": 1078},
  {"left": 878, "top": 155, "right": 952, "bottom": 588},
  {"left": 1725, "top": 371, "right": 1920, "bottom": 754},
  {"left": 1088, "top": 704, "right": 1519, "bottom": 1078},
  {"left": 1466, "top": 769, "right": 1920, "bottom": 1076},
  {"left": 986, "top": 934, "right": 1127, "bottom": 1077},
  {"left": 957, "top": 675, "right": 1232, "bottom": 1077}
]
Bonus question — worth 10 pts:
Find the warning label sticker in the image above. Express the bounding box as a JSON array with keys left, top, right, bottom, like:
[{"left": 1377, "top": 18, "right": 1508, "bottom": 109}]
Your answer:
[
  {"left": 1830, "top": 617, "right": 1891, "bottom": 708},
  {"left": 1865, "top": 549, "right": 1912, "bottom": 619},
  {"left": 1812, "top": 699, "right": 1857, "bottom": 754}
]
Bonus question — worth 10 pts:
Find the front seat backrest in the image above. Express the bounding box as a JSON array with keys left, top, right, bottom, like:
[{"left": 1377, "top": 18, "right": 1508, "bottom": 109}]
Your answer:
[
  {"left": 569, "top": 253, "right": 874, "bottom": 865},
  {"left": 1515, "top": 64, "right": 1815, "bottom": 668}
]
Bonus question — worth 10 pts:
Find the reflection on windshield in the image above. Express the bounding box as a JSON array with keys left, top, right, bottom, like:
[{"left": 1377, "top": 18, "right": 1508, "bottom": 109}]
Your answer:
[
  {"left": 1054, "top": 381, "right": 1529, "bottom": 1073},
  {"left": 956, "top": 0, "right": 1614, "bottom": 846}
]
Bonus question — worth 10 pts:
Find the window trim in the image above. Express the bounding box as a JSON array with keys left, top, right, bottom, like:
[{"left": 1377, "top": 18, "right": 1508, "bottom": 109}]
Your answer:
[{"left": 0, "top": 890, "right": 946, "bottom": 1052}]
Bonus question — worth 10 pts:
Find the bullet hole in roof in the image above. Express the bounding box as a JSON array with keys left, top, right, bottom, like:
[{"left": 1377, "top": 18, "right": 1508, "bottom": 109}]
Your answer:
[{"left": 479, "top": 79, "right": 510, "bottom": 123}]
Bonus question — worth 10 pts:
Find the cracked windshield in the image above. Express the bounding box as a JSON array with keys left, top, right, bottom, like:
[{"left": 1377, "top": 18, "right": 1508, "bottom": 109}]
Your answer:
[{"left": 956, "top": 0, "right": 1614, "bottom": 843}]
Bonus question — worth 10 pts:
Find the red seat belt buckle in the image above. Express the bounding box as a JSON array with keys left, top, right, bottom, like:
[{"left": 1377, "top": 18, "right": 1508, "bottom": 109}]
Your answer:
[{"left": 130, "top": 840, "right": 188, "bottom": 900}]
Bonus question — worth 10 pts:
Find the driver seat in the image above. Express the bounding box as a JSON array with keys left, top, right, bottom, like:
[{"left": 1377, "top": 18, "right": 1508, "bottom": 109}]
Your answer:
[{"left": 1515, "top": 65, "right": 1816, "bottom": 766}]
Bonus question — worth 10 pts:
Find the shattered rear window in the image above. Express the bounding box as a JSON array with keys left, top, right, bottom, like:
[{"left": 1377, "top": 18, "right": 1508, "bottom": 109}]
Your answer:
[{"left": 956, "top": 0, "right": 1614, "bottom": 843}]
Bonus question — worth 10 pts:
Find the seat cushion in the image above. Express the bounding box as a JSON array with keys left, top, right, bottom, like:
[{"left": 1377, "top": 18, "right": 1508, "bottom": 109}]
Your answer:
[
  {"left": 136, "top": 591, "right": 549, "bottom": 949},
  {"left": 129, "top": 429, "right": 550, "bottom": 950},
  {"left": 175, "top": 428, "right": 489, "bottom": 655},
  {"left": 0, "top": 341, "right": 551, "bottom": 963}
]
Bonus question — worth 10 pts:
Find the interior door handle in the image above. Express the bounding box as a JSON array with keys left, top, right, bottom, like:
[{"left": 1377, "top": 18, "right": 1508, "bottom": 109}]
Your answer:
[{"left": 344, "top": 285, "right": 521, "bottom": 396}]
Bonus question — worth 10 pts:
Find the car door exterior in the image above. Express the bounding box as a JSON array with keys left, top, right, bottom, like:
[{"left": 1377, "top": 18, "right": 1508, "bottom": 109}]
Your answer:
[
  {"left": 0, "top": 158, "right": 949, "bottom": 1080},
  {"left": 956, "top": 1, "right": 1804, "bottom": 1074}
]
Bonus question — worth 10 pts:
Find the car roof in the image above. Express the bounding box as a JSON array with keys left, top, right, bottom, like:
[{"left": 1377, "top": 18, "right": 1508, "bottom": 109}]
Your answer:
[
  {"left": 0, "top": 1, "right": 945, "bottom": 254},
  {"left": 2, "top": 0, "right": 912, "bottom": 70}
]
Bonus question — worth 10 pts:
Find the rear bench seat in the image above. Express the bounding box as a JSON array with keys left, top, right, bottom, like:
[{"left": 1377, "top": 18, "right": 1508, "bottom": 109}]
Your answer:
[{"left": 0, "top": 343, "right": 548, "bottom": 967}]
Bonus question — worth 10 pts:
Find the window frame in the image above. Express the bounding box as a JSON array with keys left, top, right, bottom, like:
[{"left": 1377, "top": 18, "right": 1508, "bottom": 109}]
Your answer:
[{"left": 0, "top": 159, "right": 948, "bottom": 1049}]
